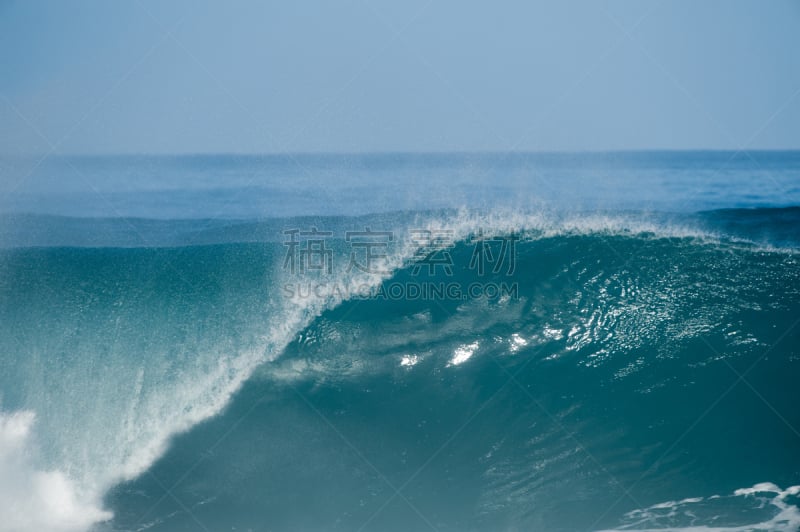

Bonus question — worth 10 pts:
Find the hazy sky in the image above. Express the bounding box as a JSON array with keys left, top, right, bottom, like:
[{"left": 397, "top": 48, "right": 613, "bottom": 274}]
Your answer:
[{"left": 1, "top": 0, "right": 799, "bottom": 154}]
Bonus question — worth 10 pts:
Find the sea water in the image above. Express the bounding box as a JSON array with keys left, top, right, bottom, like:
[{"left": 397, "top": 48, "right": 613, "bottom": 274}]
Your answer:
[{"left": 0, "top": 151, "right": 799, "bottom": 531}]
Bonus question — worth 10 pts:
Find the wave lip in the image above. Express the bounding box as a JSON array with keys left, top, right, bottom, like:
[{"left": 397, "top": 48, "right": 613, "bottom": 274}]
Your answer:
[{"left": 3, "top": 206, "right": 800, "bottom": 251}]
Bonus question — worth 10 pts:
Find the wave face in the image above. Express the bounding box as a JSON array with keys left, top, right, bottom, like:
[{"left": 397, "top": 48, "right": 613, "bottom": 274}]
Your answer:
[{"left": 2, "top": 205, "right": 798, "bottom": 531}]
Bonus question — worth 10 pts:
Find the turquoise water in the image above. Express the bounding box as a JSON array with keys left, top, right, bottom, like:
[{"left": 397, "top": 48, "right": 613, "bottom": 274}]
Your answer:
[{"left": 0, "top": 153, "right": 799, "bottom": 531}]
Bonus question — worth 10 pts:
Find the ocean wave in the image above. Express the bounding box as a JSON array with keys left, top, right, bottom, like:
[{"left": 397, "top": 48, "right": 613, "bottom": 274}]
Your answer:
[{"left": 1, "top": 207, "right": 798, "bottom": 530}]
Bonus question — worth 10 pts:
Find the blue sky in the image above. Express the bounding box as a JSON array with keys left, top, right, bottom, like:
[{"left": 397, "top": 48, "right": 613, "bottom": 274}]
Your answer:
[{"left": 1, "top": 0, "right": 799, "bottom": 154}]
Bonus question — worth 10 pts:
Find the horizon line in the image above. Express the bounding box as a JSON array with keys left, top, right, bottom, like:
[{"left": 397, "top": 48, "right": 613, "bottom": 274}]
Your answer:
[{"left": 4, "top": 148, "right": 800, "bottom": 158}]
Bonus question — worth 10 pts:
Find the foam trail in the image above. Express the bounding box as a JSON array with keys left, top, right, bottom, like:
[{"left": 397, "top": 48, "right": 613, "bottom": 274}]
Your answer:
[{"left": 597, "top": 483, "right": 800, "bottom": 532}]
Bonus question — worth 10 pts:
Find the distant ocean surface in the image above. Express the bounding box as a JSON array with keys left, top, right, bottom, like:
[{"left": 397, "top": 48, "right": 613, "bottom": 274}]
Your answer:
[{"left": 0, "top": 152, "right": 799, "bottom": 531}]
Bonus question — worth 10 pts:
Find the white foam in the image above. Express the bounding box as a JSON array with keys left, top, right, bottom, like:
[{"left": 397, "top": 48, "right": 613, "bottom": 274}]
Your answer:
[
  {"left": 449, "top": 341, "right": 479, "bottom": 366},
  {"left": 400, "top": 354, "right": 420, "bottom": 367},
  {"left": 597, "top": 482, "right": 800, "bottom": 532},
  {"left": 508, "top": 333, "right": 529, "bottom": 353},
  {"left": 404, "top": 207, "right": 797, "bottom": 253},
  {"left": 0, "top": 410, "right": 112, "bottom": 532}
]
